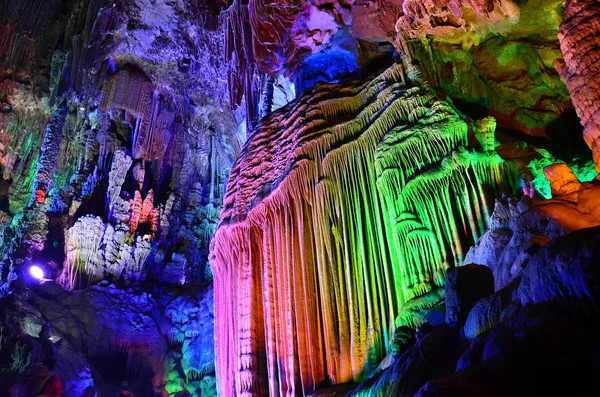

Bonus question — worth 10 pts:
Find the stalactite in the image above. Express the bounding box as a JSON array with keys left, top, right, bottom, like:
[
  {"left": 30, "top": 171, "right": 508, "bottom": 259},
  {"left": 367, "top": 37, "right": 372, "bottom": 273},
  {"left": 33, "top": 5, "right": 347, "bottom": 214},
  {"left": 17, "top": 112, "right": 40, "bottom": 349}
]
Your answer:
[
  {"left": 211, "top": 63, "right": 517, "bottom": 395},
  {"left": 62, "top": 218, "right": 153, "bottom": 288},
  {"left": 64, "top": 215, "right": 105, "bottom": 289},
  {"left": 134, "top": 93, "right": 177, "bottom": 162},
  {"left": 260, "top": 75, "right": 275, "bottom": 118},
  {"left": 107, "top": 149, "right": 133, "bottom": 218},
  {"left": 81, "top": 167, "right": 99, "bottom": 198},
  {"left": 222, "top": 0, "right": 265, "bottom": 128},
  {"left": 100, "top": 66, "right": 179, "bottom": 163},
  {"left": 0, "top": 24, "right": 16, "bottom": 62},
  {"left": 32, "top": 103, "right": 68, "bottom": 204},
  {"left": 100, "top": 65, "right": 152, "bottom": 117}
]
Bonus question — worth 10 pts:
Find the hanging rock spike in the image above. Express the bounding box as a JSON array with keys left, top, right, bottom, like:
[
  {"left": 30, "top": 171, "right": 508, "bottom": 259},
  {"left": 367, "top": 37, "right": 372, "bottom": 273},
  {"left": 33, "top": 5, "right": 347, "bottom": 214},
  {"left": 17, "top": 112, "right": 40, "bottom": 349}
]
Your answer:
[{"left": 211, "top": 62, "right": 517, "bottom": 395}]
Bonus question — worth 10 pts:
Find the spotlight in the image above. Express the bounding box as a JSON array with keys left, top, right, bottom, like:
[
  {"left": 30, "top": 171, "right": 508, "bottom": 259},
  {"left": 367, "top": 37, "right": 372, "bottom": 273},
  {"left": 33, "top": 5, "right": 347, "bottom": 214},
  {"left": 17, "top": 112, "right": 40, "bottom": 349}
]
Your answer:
[{"left": 29, "top": 265, "right": 44, "bottom": 280}]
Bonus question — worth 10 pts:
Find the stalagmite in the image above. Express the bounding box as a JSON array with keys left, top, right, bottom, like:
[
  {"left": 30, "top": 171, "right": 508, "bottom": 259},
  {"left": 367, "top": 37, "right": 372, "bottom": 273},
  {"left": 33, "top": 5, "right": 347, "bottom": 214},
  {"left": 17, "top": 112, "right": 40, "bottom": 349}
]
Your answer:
[
  {"left": 64, "top": 215, "right": 105, "bottom": 288},
  {"left": 543, "top": 163, "right": 581, "bottom": 197},
  {"left": 211, "top": 62, "right": 516, "bottom": 395},
  {"left": 129, "top": 189, "right": 159, "bottom": 236},
  {"left": 130, "top": 237, "right": 151, "bottom": 281}
]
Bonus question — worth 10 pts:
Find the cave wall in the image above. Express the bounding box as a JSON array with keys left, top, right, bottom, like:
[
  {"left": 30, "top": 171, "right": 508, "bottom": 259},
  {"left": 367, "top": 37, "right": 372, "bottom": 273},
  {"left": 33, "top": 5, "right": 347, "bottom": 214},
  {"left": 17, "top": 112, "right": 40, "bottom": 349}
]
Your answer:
[
  {"left": 0, "top": 1, "right": 240, "bottom": 395},
  {"left": 1, "top": 0, "right": 600, "bottom": 396},
  {"left": 209, "top": 0, "right": 600, "bottom": 395},
  {"left": 221, "top": 0, "right": 574, "bottom": 138},
  {"left": 555, "top": 0, "right": 600, "bottom": 170},
  {"left": 0, "top": 0, "right": 245, "bottom": 292},
  {"left": 0, "top": 280, "right": 217, "bottom": 396}
]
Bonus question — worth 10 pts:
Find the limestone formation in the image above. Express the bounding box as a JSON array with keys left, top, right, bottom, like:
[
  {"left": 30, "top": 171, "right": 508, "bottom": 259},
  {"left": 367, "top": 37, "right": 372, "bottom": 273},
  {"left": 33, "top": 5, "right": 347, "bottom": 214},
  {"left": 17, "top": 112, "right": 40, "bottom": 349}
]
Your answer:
[
  {"left": 556, "top": 0, "right": 600, "bottom": 171},
  {"left": 211, "top": 62, "right": 516, "bottom": 394},
  {"left": 543, "top": 163, "right": 582, "bottom": 197},
  {"left": 349, "top": 222, "right": 600, "bottom": 397},
  {"left": 64, "top": 216, "right": 105, "bottom": 288},
  {"left": 32, "top": 104, "right": 68, "bottom": 204},
  {"left": 395, "top": 0, "right": 520, "bottom": 44},
  {"left": 466, "top": 176, "right": 600, "bottom": 291},
  {"left": 2, "top": 0, "right": 600, "bottom": 396},
  {"left": 107, "top": 149, "right": 133, "bottom": 218}
]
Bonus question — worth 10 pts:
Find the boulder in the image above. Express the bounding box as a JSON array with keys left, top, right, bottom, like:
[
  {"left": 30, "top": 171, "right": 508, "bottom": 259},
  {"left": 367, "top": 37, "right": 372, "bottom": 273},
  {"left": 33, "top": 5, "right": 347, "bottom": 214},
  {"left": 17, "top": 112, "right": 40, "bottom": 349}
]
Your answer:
[
  {"left": 445, "top": 264, "right": 495, "bottom": 325},
  {"left": 391, "top": 326, "right": 416, "bottom": 357},
  {"left": 519, "top": 225, "right": 600, "bottom": 305}
]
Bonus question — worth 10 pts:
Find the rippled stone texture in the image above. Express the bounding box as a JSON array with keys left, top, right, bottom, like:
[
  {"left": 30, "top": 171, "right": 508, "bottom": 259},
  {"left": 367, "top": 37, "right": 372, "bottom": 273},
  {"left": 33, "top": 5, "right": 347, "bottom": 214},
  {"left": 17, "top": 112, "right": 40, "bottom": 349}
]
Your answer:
[
  {"left": 556, "top": 0, "right": 600, "bottom": 170},
  {"left": 211, "top": 61, "right": 516, "bottom": 395}
]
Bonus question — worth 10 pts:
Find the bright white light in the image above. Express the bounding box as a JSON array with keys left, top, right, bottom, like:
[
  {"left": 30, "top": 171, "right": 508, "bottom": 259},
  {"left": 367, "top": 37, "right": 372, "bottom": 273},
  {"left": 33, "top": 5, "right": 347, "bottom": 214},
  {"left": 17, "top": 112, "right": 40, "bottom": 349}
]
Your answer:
[{"left": 30, "top": 265, "right": 44, "bottom": 279}]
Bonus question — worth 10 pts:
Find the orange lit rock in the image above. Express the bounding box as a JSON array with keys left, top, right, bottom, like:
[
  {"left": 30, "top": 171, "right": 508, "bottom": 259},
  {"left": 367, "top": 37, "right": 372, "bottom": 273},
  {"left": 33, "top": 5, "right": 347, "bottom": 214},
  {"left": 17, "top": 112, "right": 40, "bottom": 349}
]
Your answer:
[
  {"left": 575, "top": 183, "right": 600, "bottom": 221},
  {"left": 543, "top": 163, "right": 581, "bottom": 198},
  {"left": 35, "top": 189, "right": 46, "bottom": 204},
  {"left": 555, "top": 0, "right": 600, "bottom": 172},
  {"left": 395, "top": 0, "right": 520, "bottom": 45}
]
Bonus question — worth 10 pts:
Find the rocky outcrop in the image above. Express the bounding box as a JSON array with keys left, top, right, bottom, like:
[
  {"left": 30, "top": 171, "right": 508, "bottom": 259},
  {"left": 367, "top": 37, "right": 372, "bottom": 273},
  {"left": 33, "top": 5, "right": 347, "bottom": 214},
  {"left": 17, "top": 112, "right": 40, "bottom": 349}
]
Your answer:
[
  {"left": 556, "top": 0, "right": 600, "bottom": 170},
  {"left": 466, "top": 166, "right": 600, "bottom": 290},
  {"left": 0, "top": 280, "right": 216, "bottom": 396},
  {"left": 348, "top": 211, "right": 600, "bottom": 397},
  {"left": 444, "top": 264, "right": 494, "bottom": 326}
]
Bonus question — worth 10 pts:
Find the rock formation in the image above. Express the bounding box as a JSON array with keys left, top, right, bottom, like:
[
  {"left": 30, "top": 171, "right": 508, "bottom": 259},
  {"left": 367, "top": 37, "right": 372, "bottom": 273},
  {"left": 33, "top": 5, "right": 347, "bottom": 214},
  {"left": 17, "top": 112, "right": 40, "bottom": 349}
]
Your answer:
[
  {"left": 556, "top": 0, "right": 600, "bottom": 170},
  {"left": 221, "top": 0, "right": 572, "bottom": 137},
  {"left": 1, "top": 1, "right": 238, "bottom": 395},
  {"left": 1, "top": 0, "right": 600, "bottom": 396},
  {"left": 0, "top": 280, "right": 215, "bottom": 396},
  {"left": 210, "top": 59, "right": 519, "bottom": 395},
  {"left": 0, "top": 0, "right": 245, "bottom": 293},
  {"left": 348, "top": 183, "right": 600, "bottom": 396}
]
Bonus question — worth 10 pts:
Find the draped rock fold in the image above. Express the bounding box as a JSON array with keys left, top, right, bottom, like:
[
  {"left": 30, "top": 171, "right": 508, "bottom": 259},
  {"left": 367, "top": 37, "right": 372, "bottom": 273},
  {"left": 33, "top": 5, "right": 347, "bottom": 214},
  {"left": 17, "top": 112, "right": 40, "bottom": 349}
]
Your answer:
[{"left": 211, "top": 63, "right": 515, "bottom": 396}]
